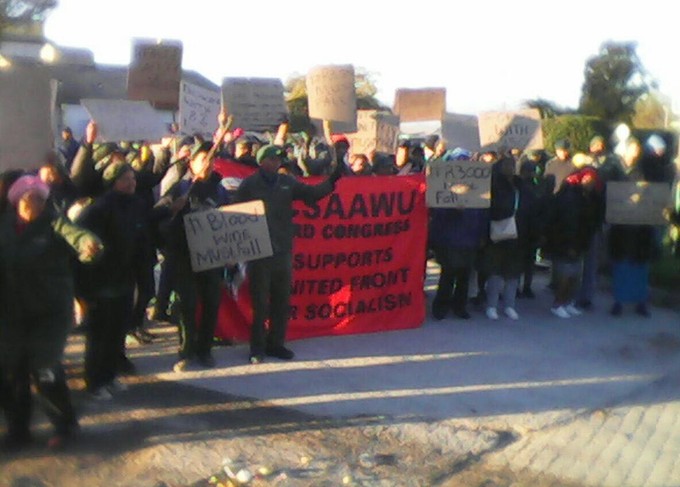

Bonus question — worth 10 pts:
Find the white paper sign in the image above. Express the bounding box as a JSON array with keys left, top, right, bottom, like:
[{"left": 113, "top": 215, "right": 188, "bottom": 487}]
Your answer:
[
  {"left": 179, "top": 81, "right": 221, "bottom": 137},
  {"left": 81, "top": 98, "right": 168, "bottom": 142}
]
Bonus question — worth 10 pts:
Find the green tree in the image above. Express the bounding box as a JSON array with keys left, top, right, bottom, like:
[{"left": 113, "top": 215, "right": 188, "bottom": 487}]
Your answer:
[
  {"left": 632, "top": 91, "right": 675, "bottom": 129},
  {"left": 523, "top": 98, "right": 572, "bottom": 119},
  {"left": 542, "top": 115, "right": 609, "bottom": 153},
  {"left": 285, "top": 69, "right": 387, "bottom": 134},
  {"left": 579, "top": 41, "right": 653, "bottom": 124}
]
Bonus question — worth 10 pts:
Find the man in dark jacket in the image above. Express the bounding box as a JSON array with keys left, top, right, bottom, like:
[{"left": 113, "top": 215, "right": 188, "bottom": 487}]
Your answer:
[
  {"left": 77, "top": 159, "right": 150, "bottom": 399},
  {"left": 236, "top": 145, "right": 341, "bottom": 363}
]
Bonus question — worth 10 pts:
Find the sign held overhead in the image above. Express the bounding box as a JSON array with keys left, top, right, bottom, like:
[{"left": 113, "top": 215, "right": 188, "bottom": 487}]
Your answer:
[
  {"left": 127, "top": 39, "right": 183, "bottom": 110},
  {"left": 478, "top": 109, "right": 543, "bottom": 151},
  {"left": 306, "top": 65, "right": 357, "bottom": 130},
  {"left": 221, "top": 77, "right": 287, "bottom": 132},
  {"left": 81, "top": 98, "right": 168, "bottom": 142},
  {"left": 393, "top": 88, "right": 446, "bottom": 122}
]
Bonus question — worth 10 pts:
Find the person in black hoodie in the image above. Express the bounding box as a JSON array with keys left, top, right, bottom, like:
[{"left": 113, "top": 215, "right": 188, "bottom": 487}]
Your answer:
[
  {"left": 76, "top": 158, "right": 151, "bottom": 399},
  {"left": 545, "top": 167, "right": 603, "bottom": 318}
]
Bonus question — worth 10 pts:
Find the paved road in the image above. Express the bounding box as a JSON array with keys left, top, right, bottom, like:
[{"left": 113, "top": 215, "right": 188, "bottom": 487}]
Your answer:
[{"left": 2, "top": 267, "right": 680, "bottom": 486}]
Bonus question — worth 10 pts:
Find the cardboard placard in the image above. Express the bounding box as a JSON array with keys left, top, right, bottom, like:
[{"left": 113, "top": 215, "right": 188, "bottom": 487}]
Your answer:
[
  {"left": 81, "top": 99, "right": 168, "bottom": 142},
  {"left": 605, "top": 181, "right": 671, "bottom": 225},
  {"left": 184, "top": 200, "right": 273, "bottom": 272},
  {"left": 221, "top": 77, "right": 287, "bottom": 131},
  {"left": 441, "top": 113, "right": 481, "bottom": 152},
  {"left": 426, "top": 160, "right": 492, "bottom": 208},
  {"left": 0, "top": 66, "right": 53, "bottom": 171},
  {"left": 179, "top": 81, "right": 221, "bottom": 138},
  {"left": 127, "top": 39, "right": 183, "bottom": 109},
  {"left": 306, "top": 65, "right": 357, "bottom": 127},
  {"left": 393, "top": 88, "right": 446, "bottom": 123},
  {"left": 347, "top": 110, "right": 400, "bottom": 155},
  {"left": 478, "top": 109, "right": 543, "bottom": 151}
]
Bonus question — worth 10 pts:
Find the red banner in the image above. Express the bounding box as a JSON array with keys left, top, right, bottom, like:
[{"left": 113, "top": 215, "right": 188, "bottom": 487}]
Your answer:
[{"left": 213, "top": 159, "right": 428, "bottom": 341}]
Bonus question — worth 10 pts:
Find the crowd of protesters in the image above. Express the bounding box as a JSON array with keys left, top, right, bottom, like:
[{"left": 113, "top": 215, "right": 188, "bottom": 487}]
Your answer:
[{"left": 0, "top": 112, "right": 678, "bottom": 451}]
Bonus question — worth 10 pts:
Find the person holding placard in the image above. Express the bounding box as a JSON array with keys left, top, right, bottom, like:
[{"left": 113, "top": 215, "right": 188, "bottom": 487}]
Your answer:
[
  {"left": 607, "top": 138, "right": 659, "bottom": 317},
  {"left": 429, "top": 149, "right": 489, "bottom": 321},
  {"left": 157, "top": 141, "right": 231, "bottom": 372},
  {"left": 236, "top": 145, "right": 342, "bottom": 364}
]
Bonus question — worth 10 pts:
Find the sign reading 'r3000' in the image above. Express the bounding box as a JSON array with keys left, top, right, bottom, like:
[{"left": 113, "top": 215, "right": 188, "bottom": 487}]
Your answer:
[{"left": 425, "top": 160, "right": 492, "bottom": 208}]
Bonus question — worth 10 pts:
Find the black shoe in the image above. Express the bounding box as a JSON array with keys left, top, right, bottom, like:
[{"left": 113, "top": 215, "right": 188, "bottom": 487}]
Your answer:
[
  {"left": 265, "top": 345, "right": 295, "bottom": 360},
  {"left": 522, "top": 288, "right": 535, "bottom": 299},
  {"left": 118, "top": 356, "right": 137, "bottom": 376},
  {"left": 197, "top": 354, "right": 216, "bottom": 368},
  {"left": 453, "top": 308, "right": 471, "bottom": 320},
  {"left": 577, "top": 299, "right": 593, "bottom": 310},
  {"left": 432, "top": 303, "right": 448, "bottom": 320},
  {"left": 610, "top": 302, "right": 623, "bottom": 316},
  {"left": 635, "top": 303, "right": 650, "bottom": 317}
]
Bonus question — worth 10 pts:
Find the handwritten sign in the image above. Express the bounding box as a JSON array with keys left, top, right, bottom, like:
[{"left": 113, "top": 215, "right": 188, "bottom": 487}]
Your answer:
[
  {"left": 605, "top": 181, "right": 671, "bottom": 225},
  {"left": 184, "top": 200, "right": 273, "bottom": 272},
  {"left": 0, "top": 66, "right": 53, "bottom": 171},
  {"left": 221, "top": 77, "right": 287, "bottom": 131},
  {"left": 81, "top": 99, "right": 168, "bottom": 142},
  {"left": 127, "top": 39, "right": 183, "bottom": 109},
  {"left": 478, "top": 109, "right": 543, "bottom": 150},
  {"left": 425, "top": 160, "right": 492, "bottom": 208},
  {"left": 393, "top": 88, "right": 446, "bottom": 122},
  {"left": 307, "top": 65, "right": 357, "bottom": 127},
  {"left": 179, "top": 81, "right": 220, "bottom": 138},
  {"left": 347, "top": 110, "right": 400, "bottom": 155}
]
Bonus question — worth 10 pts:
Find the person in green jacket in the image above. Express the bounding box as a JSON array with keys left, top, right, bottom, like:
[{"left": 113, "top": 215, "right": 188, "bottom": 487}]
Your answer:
[
  {"left": 0, "top": 175, "right": 102, "bottom": 450},
  {"left": 236, "top": 145, "right": 341, "bottom": 364}
]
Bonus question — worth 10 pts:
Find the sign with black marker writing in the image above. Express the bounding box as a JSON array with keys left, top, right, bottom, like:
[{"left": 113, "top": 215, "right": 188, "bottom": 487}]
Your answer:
[
  {"left": 183, "top": 200, "right": 273, "bottom": 272},
  {"left": 478, "top": 109, "right": 543, "bottom": 150},
  {"left": 127, "top": 39, "right": 183, "bottom": 109},
  {"left": 179, "top": 81, "right": 220, "bottom": 138},
  {"left": 426, "top": 160, "right": 492, "bottom": 208},
  {"left": 306, "top": 65, "right": 357, "bottom": 128},
  {"left": 221, "top": 77, "right": 287, "bottom": 131},
  {"left": 347, "top": 110, "right": 400, "bottom": 155}
]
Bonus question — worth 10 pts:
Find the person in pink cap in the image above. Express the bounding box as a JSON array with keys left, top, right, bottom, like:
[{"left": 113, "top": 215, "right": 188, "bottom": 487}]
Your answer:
[{"left": 0, "top": 175, "right": 102, "bottom": 450}]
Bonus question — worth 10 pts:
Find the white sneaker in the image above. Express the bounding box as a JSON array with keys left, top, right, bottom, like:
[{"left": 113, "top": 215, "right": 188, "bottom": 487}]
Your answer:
[
  {"left": 565, "top": 303, "right": 582, "bottom": 316},
  {"left": 89, "top": 387, "right": 113, "bottom": 401},
  {"left": 551, "top": 306, "right": 571, "bottom": 319},
  {"left": 504, "top": 307, "right": 519, "bottom": 320},
  {"left": 486, "top": 307, "right": 499, "bottom": 320},
  {"left": 106, "top": 379, "right": 128, "bottom": 393}
]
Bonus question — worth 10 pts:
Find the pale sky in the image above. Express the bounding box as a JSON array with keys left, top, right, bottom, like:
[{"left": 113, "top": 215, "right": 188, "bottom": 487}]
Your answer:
[{"left": 44, "top": 0, "right": 679, "bottom": 115}]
